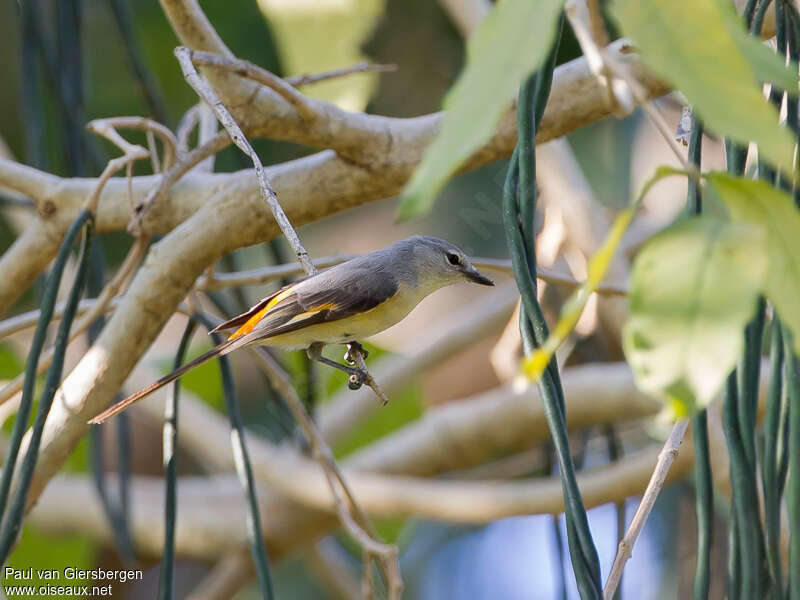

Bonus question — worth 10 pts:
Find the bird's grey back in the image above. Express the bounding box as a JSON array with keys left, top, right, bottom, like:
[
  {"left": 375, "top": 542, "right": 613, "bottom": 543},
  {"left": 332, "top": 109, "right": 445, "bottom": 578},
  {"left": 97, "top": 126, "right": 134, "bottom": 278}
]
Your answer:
[{"left": 294, "top": 235, "right": 461, "bottom": 295}]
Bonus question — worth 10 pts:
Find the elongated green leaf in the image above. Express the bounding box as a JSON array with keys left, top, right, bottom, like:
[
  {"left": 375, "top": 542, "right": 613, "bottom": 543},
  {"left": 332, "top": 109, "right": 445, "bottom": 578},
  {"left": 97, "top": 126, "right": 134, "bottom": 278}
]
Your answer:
[
  {"left": 623, "top": 216, "right": 767, "bottom": 414},
  {"left": 707, "top": 174, "right": 800, "bottom": 354},
  {"left": 397, "top": 0, "right": 564, "bottom": 219},
  {"left": 612, "top": 0, "right": 796, "bottom": 173}
]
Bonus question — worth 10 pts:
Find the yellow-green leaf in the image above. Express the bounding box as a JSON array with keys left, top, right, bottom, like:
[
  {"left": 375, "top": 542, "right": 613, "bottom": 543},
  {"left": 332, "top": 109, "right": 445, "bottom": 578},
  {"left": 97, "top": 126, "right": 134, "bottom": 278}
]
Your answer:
[
  {"left": 523, "top": 206, "right": 635, "bottom": 381},
  {"left": 623, "top": 216, "right": 767, "bottom": 413},
  {"left": 707, "top": 173, "right": 800, "bottom": 354},
  {"left": 522, "top": 166, "right": 686, "bottom": 381},
  {"left": 611, "top": 0, "right": 796, "bottom": 173},
  {"left": 397, "top": 0, "right": 565, "bottom": 219}
]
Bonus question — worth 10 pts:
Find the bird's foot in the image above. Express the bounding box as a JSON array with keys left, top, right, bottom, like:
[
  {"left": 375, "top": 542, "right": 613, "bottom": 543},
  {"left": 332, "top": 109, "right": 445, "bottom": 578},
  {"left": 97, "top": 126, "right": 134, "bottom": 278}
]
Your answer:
[{"left": 344, "top": 341, "right": 369, "bottom": 365}]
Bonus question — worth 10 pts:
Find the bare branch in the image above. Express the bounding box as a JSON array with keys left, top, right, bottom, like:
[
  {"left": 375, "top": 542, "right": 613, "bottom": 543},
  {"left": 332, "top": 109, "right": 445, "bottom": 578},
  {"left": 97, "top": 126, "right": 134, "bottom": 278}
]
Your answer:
[
  {"left": 159, "top": 0, "right": 231, "bottom": 56},
  {"left": 88, "top": 116, "right": 178, "bottom": 170},
  {"left": 0, "top": 157, "right": 58, "bottom": 200},
  {"left": 130, "top": 130, "right": 231, "bottom": 232},
  {"left": 603, "top": 419, "right": 690, "bottom": 598},
  {"left": 190, "top": 50, "right": 317, "bottom": 121},
  {"left": 33, "top": 362, "right": 772, "bottom": 561},
  {"left": 29, "top": 439, "right": 694, "bottom": 561},
  {"left": 186, "top": 553, "right": 254, "bottom": 600},
  {"left": 172, "top": 41, "right": 400, "bottom": 595},
  {"left": 176, "top": 104, "right": 202, "bottom": 153},
  {"left": 285, "top": 63, "right": 397, "bottom": 87},
  {"left": 0, "top": 220, "right": 63, "bottom": 316},
  {"left": 174, "top": 46, "right": 315, "bottom": 274},
  {"left": 247, "top": 347, "right": 402, "bottom": 599},
  {"left": 85, "top": 119, "right": 152, "bottom": 214}
]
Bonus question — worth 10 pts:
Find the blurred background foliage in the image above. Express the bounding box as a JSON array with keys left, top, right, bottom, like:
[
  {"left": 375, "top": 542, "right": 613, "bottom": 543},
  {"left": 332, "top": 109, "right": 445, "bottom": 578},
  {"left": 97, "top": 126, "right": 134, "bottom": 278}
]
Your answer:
[{"left": 0, "top": 0, "right": 700, "bottom": 598}]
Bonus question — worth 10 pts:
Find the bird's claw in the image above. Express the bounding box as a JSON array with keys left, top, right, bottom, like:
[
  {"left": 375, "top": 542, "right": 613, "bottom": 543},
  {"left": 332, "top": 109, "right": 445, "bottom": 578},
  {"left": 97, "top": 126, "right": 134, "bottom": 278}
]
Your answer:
[
  {"left": 344, "top": 342, "right": 369, "bottom": 366},
  {"left": 348, "top": 369, "right": 367, "bottom": 390}
]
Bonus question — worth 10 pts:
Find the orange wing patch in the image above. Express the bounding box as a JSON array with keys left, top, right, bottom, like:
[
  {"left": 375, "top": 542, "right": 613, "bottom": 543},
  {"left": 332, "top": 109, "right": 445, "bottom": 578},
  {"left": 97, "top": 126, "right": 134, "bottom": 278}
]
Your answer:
[
  {"left": 228, "top": 291, "right": 340, "bottom": 341},
  {"left": 228, "top": 288, "right": 295, "bottom": 340}
]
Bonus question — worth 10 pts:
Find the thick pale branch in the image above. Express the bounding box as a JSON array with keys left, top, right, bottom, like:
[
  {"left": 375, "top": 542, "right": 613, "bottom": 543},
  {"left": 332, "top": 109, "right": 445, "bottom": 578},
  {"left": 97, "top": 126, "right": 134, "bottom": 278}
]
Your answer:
[
  {"left": 29, "top": 359, "right": 772, "bottom": 561},
  {"left": 0, "top": 158, "right": 58, "bottom": 201},
  {"left": 31, "top": 360, "right": 772, "bottom": 566},
  {"left": 0, "top": 219, "right": 64, "bottom": 314},
  {"left": 29, "top": 440, "right": 693, "bottom": 561}
]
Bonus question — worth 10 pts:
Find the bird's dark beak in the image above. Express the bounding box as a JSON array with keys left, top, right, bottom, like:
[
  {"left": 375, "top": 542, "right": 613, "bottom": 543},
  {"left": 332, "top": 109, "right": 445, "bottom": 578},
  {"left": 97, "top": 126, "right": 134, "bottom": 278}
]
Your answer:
[{"left": 466, "top": 268, "right": 494, "bottom": 286}]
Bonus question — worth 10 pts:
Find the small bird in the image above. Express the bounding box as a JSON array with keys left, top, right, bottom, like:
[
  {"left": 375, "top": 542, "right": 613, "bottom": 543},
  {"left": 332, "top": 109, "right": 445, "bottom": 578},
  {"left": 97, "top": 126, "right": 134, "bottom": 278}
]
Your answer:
[{"left": 89, "top": 236, "right": 494, "bottom": 424}]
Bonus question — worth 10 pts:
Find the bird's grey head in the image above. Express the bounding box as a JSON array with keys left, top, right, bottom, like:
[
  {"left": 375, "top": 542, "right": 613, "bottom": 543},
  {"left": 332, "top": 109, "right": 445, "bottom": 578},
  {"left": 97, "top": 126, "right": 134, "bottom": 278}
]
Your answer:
[{"left": 392, "top": 236, "right": 494, "bottom": 292}]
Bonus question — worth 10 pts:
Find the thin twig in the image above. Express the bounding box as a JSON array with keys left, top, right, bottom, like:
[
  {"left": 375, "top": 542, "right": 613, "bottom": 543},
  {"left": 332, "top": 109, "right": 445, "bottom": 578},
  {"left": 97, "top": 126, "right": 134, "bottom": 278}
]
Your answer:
[
  {"left": 85, "top": 120, "right": 152, "bottom": 214},
  {"left": 189, "top": 49, "right": 317, "bottom": 121},
  {"left": 565, "top": 0, "right": 619, "bottom": 111},
  {"left": 129, "top": 130, "right": 231, "bottom": 233},
  {"left": 305, "top": 538, "right": 363, "bottom": 600},
  {"left": 146, "top": 130, "right": 161, "bottom": 174},
  {"left": 285, "top": 62, "right": 398, "bottom": 87},
  {"left": 564, "top": 6, "right": 690, "bottom": 168},
  {"left": 603, "top": 418, "right": 689, "bottom": 599},
  {"left": 186, "top": 552, "right": 254, "bottom": 600},
  {"left": 618, "top": 69, "right": 690, "bottom": 168},
  {"left": 176, "top": 104, "right": 202, "bottom": 154},
  {"left": 195, "top": 104, "right": 219, "bottom": 172},
  {"left": 174, "top": 46, "right": 315, "bottom": 273},
  {"left": 88, "top": 116, "right": 177, "bottom": 171},
  {"left": 0, "top": 120, "right": 153, "bottom": 406},
  {"left": 247, "top": 347, "right": 402, "bottom": 600}
]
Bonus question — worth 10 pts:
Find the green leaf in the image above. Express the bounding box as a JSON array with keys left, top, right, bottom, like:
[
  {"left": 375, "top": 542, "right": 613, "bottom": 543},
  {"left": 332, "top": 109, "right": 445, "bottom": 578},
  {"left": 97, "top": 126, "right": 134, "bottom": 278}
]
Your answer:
[
  {"left": 397, "top": 0, "right": 565, "bottom": 219},
  {"left": 707, "top": 174, "right": 800, "bottom": 354},
  {"left": 623, "top": 216, "right": 767, "bottom": 413},
  {"left": 611, "top": 0, "right": 796, "bottom": 173},
  {"left": 730, "top": 29, "right": 800, "bottom": 92}
]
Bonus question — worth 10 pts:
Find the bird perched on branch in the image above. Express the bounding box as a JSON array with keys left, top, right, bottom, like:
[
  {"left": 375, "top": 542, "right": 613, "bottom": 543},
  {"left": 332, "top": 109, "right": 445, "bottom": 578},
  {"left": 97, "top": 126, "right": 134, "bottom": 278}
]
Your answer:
[{"left": 89, "top": 236, "right": 494, "bottom": 424}]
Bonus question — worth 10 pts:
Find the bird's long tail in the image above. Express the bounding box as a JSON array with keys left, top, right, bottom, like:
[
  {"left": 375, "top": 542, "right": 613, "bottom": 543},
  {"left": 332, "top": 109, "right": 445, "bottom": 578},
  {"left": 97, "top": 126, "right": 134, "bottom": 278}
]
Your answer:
[{"left": 88, "top": 339, "right": 236, "bottom": 425}]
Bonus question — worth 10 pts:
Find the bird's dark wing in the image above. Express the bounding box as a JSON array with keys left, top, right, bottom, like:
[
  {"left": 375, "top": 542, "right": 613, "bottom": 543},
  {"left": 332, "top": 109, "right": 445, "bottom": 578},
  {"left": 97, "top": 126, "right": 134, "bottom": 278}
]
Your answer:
[{"left": 225, "top": 263, "right": 399, "bottom": 343}]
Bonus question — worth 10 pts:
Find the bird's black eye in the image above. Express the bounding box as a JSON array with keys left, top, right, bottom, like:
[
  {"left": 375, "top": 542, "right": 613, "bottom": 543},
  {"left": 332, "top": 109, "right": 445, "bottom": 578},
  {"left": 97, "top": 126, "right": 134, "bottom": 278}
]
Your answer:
[{"left": 446, "top": 252, "right": 460, "bottom": 266}]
